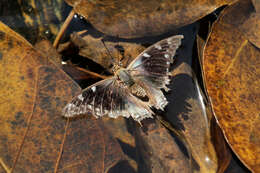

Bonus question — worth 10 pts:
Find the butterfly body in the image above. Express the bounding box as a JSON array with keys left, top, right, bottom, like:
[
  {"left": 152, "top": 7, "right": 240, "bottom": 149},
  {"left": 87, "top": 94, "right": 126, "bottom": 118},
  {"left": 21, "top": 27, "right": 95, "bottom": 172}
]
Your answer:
[
  {"left": 63, "top": 35, "right": 184, "bottom": 123},
  {"left": 115, "top": 68, "right": 135, "bottom": 87}
]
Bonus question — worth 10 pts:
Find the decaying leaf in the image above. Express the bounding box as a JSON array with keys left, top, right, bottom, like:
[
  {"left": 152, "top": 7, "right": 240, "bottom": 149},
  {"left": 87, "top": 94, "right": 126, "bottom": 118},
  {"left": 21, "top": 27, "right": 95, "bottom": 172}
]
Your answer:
[
  {"left": 252, "top": 0, "right": 260, "bottom": 13},
  {"left": 224, "top": 156, "right": 251, "bottom": 173},
  {"left": 59, "top": 31, "right": 146, "bottom": 72},
  {"left": 203, "top": 0, "right": 260, "bottom": 171},
  {"left": 219, "top": 0, "right": 260, "bottom": 48},
  {"left": 0, "top": 21, "right": 126, "bottom": 172},
  {"left": 65, "top": 0, "right": 236, "bottom": 38},
  {"left": 34, "top": 40, "right": 62, "bottom": 66},
  {"left": 135, "top": 119, "right": 192, "bottom": 173},
  {"left": 158, "top": 23, "right": 231, "bottom": 173},
  {"left": 0, "top": 0, "right": 65, "bottom": 44},
  {"left": 197, "top": 32, "right": 232, "bottom": 173},
  {"left": 168, "top": 63, "right": 219, "bottom": 173},
  {"left": 101, "top": 117, "right": 139, "bottom": 171}
]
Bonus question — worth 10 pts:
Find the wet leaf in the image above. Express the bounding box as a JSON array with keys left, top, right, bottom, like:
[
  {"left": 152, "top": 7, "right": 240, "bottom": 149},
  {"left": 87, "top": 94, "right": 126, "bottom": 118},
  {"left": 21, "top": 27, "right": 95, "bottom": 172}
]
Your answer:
[
  {"left": 209, "top": 109, "right": 232, "bottom": 173},
  {"left": 167, "top": 63, "right": 219, "bottom": 173},
  {"left": 34, "top": 40, "right": 62, "bottom": 66},
  {"left": 58, "top": 118, "right": 127, "bottom": 173},
  {"left": 101, "top": 117, "right": 139, "bottom": 172},
  {"left": 65, "top": 0, "right": 235, "bottom": 38},
  {"left": 0, "top": 0, "right": 65, "bottom": 43},
  {"left": 0, "top": 22, "right": 126, "bottom": 172},
  {"left": 164, "top": 24, "right": 231, "bottom": 173},
  {"left": 203, "top": 0, "right": 260, "bottom": 171},
  {"left": 135, "top": 119, "right": 192, "bottom": 173},
  {"left": 220, "top": 0, "right": 260, "bottom": 48},
  {"left": 252, "top": 0, "right": 260, "bottom": 13},
  {"left": 197, "top": 31, "right": 232, "bottom": 173},
  {"left": 224, "top": 156, "right": 251, "bottom": 173}
]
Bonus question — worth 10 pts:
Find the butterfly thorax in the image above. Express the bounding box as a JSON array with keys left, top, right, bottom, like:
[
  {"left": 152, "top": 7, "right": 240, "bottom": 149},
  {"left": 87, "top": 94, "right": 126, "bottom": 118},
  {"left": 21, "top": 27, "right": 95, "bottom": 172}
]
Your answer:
[
  {"left": 115, "top": 68, "right": 147, "bottom": 98},
  {"left": 115, "top": 68, "right": 135, "bottom": 86}
]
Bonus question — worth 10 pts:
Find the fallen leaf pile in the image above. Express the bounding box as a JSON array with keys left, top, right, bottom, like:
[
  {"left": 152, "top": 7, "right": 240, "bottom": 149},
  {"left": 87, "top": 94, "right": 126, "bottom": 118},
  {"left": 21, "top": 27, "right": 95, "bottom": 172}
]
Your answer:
[{"left": 0, "top": 0, "right": 259, "bottom": 172}]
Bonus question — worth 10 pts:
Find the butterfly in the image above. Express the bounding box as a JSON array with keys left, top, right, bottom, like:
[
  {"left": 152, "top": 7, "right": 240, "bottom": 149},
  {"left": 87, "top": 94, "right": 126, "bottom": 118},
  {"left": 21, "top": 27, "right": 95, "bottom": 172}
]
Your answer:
[{"left": 62, "top": 35, "right": 184, "bottom": 123}]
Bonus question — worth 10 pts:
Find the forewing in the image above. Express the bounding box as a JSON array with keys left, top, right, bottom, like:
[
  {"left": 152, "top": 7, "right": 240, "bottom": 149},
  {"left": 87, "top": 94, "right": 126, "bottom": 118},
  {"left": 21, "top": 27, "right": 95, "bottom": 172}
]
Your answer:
[
  {"left": 127, "top": 35, "right": 184, "bottom": 109},
  {"left": 63, "top": 78, "right": 153, "bottom": 123},
  {"left": 62, "top": 78, "right": 115, "bottom": 118}
]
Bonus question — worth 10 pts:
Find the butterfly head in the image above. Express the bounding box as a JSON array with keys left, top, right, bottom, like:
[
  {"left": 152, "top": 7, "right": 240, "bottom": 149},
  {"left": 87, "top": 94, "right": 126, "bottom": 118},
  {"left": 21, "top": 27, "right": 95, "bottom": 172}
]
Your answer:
[{"left": 112, "top": 64, "right": 120, "bottom": 74}]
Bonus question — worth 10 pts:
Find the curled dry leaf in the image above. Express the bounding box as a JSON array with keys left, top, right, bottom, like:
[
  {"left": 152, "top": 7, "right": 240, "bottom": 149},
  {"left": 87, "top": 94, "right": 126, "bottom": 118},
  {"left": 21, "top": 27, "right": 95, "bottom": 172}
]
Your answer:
[
  {"left": 158, "top": 24, "right": 231, "bottom": 173},
  {"left": 168, "top": 63, "right": 219, "bottom": 173},
  {"left": 197, "top": 34, "right": 232, "bottom": 173},
  {"left": 65, "top": 0, "right": 236, "bottom": 38},
  {"left": 203, "top": 0, "right": 260, "bottom": 171},
  {"left": 64, "top": 31, "right": 146, "bottom": 72},
  {"left": 0, "top": 22, "right": 126, "bottom": 172}
]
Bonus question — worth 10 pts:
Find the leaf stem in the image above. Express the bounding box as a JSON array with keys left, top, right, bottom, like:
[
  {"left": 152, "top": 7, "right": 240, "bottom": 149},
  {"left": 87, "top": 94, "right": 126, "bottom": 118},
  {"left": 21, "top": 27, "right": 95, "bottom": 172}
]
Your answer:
[
  {"left": 76, "top": 67, "right": 110, "bottom": 79},
  {"left": 53, "top": 10, "right": 75, "bottom": 48}
]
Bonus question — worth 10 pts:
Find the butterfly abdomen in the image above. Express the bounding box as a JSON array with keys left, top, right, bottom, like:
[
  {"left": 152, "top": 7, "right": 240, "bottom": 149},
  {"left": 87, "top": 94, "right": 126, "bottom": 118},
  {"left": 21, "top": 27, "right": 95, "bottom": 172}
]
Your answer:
[{"left": 130, "top": 83, "right": 147, "bottom": 98}]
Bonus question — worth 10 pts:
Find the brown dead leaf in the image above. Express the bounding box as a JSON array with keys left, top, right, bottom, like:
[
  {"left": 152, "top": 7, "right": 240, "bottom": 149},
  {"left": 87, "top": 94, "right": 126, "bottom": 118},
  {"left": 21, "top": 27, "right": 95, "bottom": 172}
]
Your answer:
[
  {"left": 34, "top": 40, "right": 62, "bottom": 66},
  {"left": 0, "top": 0, "right": 64, "bottom": 44},
  {"left": 197, "top": 33, "right": 232, "bottom": 173},
  {"left": 135, "top": 119, "right": 192, "bottom": 173},
  {"left": 252, "top": 0, "right": 260, "bottom": 13},
  {"left": 168, "top": 63, "right": 220, "bottom": 173},
  {"left": 156, "top": 24, "right": 233, "bottom": 173},
  {"left": 65, "top": 0, "right": 235, "bottom": 38},
  {"left": 58, "top": 118, "right": 126, "bottom": 172},
  {"left": 203, "top": 0, "right": 260, "bottom": 171},
  {"left": 224, "top": 156, "right": 251, "bottom": 173},
  {"left": 220, "top": 0, "right": 260, "bottom": 49},
  {"left": 62, "top": 31, "right": 145, "bottom": 72},
  {"left": 0, "top": 21, "right": 126, "bottom": 172},
  {"left": 101, "top": 117, "right": 138, "bottom": 171}
]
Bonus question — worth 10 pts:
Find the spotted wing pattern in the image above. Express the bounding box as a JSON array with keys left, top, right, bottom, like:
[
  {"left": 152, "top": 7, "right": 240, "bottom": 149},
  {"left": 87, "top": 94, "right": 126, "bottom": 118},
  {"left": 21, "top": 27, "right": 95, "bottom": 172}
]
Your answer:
[
  {"left": 127, "top": 35, "right": 184, "bottom": 110},
  {"left": 63, "top": 78, "right": 153, "bottom": 123},
  {"left": 63, "top": 35, "right": 183, "bottom": 123}
]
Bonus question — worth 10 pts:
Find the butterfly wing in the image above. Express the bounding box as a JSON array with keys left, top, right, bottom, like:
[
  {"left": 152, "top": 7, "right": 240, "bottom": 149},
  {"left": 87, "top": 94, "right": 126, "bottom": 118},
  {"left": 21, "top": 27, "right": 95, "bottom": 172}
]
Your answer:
[
  {"left": 62, "top": 78, "right": 115, "bottom": 118},
  {"left": 127, "top": 35, "right": 184, "bottom": 110},
  {"left": 63, "top": 77, "right": 153, "bottom": 123},
  {"left": 63, "top": 35, "right": 183, "bottom": 122}
]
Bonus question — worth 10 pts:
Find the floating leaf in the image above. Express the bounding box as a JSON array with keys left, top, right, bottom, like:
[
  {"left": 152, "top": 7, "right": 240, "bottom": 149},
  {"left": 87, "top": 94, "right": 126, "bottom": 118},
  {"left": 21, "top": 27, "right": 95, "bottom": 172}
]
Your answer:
[
  {"left": 203, "top": 0, "right": 260, "bottom": 171},
  {"left": 65, "top": 0, "right": 235, "bottom": 38}
]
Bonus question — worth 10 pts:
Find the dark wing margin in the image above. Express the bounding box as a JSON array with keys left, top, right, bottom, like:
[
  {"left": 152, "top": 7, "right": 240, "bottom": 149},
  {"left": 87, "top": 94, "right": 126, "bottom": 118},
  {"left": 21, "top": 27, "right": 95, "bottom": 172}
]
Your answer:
[
  {"left": 127, "top": 35, "right": 184, "bottom": 110},
  {"left": 62, "top": 78, "right": 115, "bottom": 118},
  {"left": 62, "top": 78, "right": 153, "bottom": 123}
]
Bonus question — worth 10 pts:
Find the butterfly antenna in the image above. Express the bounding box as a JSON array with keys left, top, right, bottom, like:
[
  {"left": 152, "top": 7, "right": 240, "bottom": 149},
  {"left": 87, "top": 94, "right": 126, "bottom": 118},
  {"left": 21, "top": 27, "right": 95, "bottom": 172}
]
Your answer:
[
  {"left": 101, "top": 39, "right": 116, "bottom": 65},
  {"left": 116, "top": 35, "right": 120, "bottom": 65},
  {"left": 115, "top": 44, "right": 125, "bottom": 65}
]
